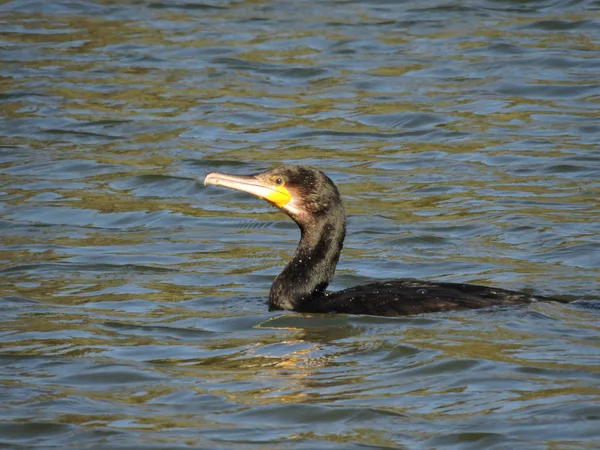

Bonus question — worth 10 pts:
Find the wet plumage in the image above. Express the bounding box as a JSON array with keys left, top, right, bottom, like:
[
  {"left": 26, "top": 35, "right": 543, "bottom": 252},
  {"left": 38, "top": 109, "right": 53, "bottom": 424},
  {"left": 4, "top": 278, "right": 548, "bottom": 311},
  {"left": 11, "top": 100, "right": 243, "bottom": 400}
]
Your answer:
[{"left": 204, "top": 165, "right": 567, "bottom": 317}]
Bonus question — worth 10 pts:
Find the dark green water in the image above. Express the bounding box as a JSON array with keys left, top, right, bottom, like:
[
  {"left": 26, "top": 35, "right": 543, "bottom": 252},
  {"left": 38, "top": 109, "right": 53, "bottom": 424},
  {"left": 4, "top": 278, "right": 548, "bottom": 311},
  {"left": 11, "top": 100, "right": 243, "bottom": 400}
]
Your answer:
[{"left": 1, "top": 0, "right": 600, "bottom": 448}]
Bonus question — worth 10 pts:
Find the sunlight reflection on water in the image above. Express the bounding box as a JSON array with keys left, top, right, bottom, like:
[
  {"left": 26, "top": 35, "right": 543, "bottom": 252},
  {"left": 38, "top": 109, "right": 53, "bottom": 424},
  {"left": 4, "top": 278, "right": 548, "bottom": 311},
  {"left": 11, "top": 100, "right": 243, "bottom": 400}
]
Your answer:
[{"left": 1, "top": 0, "right": 600, "bottom": 448}]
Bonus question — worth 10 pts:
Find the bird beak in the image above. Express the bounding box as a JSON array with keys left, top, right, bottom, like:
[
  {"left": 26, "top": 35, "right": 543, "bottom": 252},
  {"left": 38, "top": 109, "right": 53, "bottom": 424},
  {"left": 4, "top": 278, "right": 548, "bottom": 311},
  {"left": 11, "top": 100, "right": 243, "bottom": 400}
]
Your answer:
[{"left": 204, "top": 172, "right": 292, "bottom": 208}]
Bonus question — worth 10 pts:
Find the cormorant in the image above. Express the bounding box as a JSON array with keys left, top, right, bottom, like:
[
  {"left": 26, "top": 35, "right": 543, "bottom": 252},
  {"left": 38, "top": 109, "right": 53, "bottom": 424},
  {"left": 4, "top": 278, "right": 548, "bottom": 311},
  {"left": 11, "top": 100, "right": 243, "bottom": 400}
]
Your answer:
[{"left": 204, "top": 165, "right": 567, "bottom": 316}]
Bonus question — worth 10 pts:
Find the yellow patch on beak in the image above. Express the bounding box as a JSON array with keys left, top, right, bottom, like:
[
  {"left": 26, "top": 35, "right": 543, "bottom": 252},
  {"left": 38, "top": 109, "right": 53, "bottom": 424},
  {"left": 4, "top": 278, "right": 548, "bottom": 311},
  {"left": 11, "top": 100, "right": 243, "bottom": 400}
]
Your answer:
[{"left": 266, "top": 185, "right": 292, "bottom": 208}]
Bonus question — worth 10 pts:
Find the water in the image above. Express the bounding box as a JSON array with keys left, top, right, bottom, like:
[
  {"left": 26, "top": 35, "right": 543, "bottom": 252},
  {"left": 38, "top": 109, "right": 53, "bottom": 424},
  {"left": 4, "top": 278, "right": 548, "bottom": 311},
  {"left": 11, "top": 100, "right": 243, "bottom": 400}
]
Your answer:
[{"left": 1, "top": 0, "right": 600, "bottom": 448}]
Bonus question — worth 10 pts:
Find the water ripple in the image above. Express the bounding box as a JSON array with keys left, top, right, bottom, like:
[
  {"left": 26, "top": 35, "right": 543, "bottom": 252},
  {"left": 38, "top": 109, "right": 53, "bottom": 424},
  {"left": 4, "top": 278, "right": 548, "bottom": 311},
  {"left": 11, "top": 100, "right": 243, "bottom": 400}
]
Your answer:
[{"left": 1, "top": 0, "right": 599, "bottom": 448}]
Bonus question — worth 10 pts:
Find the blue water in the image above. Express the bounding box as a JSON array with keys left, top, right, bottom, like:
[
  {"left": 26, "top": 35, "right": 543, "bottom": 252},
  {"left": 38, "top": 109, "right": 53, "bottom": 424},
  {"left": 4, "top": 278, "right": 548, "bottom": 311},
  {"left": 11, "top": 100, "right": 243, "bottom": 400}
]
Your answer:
[{"left": 1, "top": 0, "right": 600, "bottom": 448}]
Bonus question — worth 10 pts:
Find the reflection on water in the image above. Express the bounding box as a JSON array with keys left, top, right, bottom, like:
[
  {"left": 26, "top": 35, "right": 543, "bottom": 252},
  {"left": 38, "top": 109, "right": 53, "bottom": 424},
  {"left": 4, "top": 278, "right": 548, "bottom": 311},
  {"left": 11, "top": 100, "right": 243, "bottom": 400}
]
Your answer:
[{"left": 1, "top": 0, "right": 600, "bottom": 448}]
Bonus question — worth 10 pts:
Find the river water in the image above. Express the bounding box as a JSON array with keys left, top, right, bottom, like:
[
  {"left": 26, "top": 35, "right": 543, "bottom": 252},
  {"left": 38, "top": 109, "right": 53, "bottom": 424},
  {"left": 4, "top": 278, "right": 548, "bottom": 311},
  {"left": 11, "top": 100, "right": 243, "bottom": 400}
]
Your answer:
[{"left": 1, "top": 0, "right": 600, "bottom": 448}]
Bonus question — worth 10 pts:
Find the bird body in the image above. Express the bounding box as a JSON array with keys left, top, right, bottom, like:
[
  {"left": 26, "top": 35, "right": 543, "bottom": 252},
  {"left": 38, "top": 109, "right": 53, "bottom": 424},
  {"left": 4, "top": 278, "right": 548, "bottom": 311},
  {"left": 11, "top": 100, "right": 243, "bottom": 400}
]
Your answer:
[
  {"left": 296, "top": 279, "right": 557, "bottom": 316},
  {"left": 204, "top": 165, "right": 566, "bottom": 317}
]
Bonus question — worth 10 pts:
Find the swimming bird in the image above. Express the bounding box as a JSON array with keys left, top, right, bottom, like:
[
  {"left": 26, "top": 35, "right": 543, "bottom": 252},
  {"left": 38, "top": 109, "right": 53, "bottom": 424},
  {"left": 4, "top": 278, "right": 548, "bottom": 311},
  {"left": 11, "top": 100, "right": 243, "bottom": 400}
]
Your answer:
[{"left": 204, "top": 165, "right": 566, "bottom": 316}]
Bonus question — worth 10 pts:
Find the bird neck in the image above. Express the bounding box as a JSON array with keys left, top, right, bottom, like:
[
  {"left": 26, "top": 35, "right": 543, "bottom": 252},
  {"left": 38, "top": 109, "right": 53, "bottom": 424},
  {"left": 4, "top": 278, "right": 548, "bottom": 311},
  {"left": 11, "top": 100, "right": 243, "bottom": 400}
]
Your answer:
[{"left": 269, "top": 209, "right": 346, "bottom": 311}]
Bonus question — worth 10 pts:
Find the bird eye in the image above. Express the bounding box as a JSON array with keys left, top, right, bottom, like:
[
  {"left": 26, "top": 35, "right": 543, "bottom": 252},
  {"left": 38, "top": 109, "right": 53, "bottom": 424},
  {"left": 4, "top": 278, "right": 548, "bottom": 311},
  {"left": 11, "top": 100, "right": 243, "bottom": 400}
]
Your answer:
[{"left": 275, "top": 177, "right": 284, "bottom": 186}]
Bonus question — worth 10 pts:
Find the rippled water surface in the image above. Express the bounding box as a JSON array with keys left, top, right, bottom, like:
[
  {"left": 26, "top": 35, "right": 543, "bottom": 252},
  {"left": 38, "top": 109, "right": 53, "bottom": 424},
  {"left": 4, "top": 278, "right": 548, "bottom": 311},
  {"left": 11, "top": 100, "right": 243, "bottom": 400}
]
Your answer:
[{"left": 2, "top": 0, "right": 600, "bottom": 448}]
